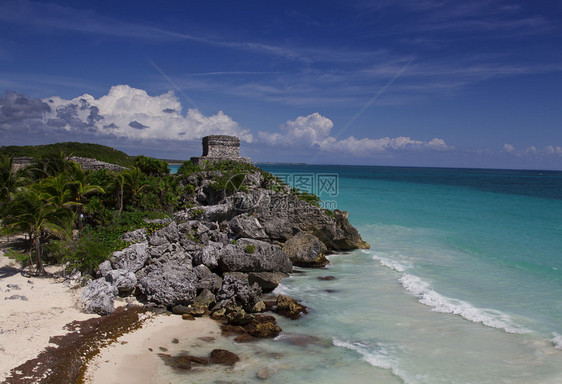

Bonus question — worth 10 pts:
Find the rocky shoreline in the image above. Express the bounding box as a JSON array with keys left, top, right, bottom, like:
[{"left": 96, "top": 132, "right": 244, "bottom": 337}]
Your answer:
[
  {"left": 3, "top": 163, "right": 369, "bottom": 382},
  {"left": 82, "top": 165, "right": 368, "bottom": 321}
]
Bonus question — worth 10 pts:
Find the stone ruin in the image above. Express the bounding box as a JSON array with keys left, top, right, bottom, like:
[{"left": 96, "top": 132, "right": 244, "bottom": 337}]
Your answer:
[
  {"left": 190, "top": 135, "right": 251, "bottom": 165},
  {"left": 11, "top": 156, "right": 126, "bottom": 172}
]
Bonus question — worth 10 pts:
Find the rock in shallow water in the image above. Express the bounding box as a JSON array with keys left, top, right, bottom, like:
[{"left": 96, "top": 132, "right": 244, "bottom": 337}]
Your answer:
[
  {"left": 282, "top": 232, "right": 329, "bottom": 268},
  {"left": 276, "top": 294, "right": 308, "bottom": 320},
  {"left": 257, "top": 366, "right": 276, "bottom": 380},
  {"left": 209, "top": 349, "right": 240, "bottom": 365}
]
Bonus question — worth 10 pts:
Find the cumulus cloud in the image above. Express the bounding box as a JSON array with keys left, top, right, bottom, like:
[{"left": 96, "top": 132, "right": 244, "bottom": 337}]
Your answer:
[
  {"left": 503, "top": 143, "right": 516, "bottom": 153},
  {"left": 503, "top": 143, "right": 562, "bottom": 157},
  {"left": 0, "top": 85, "right": 252, "bottom": 144},
  {"left": 258, "top": 112, "right": 451, "bottom": 156},
  {"left": 0, "top": 91, "right": 51, "bottom": 132}
]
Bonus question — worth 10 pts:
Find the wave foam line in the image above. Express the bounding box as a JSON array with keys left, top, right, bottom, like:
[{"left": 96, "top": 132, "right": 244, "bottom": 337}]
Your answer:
[
  {"left": 372, "top": 254, "right": 408, "bottom": 272},
  {"left": 333, "top": 338, "right": 413, "bottom": 384},
  {"left": 551, "top": 332, "right": 562, "bottom": 350},
  {"left": 399, "top": 274, "right": 530, "bottom": 334}
]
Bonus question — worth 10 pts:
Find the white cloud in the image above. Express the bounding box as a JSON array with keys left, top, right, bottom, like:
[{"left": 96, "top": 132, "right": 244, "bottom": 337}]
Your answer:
[
  {"left": 503, "top": 143, "right": 562, "bottom": 157},
  {"left": 258, "top": 113, "right": 452, "bottom": 156},
  {"left": 42, "top": 85, "right": 252, "bottom": 142},
  {"left": 503, "top": 143, "right": 516, "bottom": 153}
]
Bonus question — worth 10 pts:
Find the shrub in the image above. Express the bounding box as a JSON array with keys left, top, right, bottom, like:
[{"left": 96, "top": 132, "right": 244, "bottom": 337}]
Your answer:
[
  {"left": 133, "top": 155, "right": 170, "bottom": 177},
  {"left": 177, "top": 161, "right": 202, "bottom": 176},
  {"left": 50, "top": 211, "right": 170, "bottom": 273}
]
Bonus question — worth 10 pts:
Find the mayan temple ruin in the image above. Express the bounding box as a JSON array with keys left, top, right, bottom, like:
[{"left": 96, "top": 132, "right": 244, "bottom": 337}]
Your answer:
[{"left": 190, "top": 135, "right": 251, "bottom": 165}]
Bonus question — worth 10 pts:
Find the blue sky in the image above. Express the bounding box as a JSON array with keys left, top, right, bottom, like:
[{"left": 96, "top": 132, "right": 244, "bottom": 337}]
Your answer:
[{"left": 1, "top": 0, "right": 561, "bottom": 169}]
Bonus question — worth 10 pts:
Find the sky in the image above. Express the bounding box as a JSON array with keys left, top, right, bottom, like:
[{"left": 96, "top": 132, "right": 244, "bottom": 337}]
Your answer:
[{"left": 1, "top": 0, "right": 562, "bottom": 170}]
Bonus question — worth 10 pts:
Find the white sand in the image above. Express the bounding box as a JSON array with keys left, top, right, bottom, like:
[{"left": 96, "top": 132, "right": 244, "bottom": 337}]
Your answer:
[
  {"left": 0, "top": 248, "right": 98, "bottom": 382},
  {"left": 83, "top": 315, "right": 221, "bottom": 384},
  {"left": 0, "top": 245, "right": 223, "bottom": 384}
]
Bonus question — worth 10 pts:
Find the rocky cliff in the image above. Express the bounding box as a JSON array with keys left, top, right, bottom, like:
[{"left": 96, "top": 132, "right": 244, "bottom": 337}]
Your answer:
[{"left": 82, "top": 163, "right": 369, "bottom": 318}]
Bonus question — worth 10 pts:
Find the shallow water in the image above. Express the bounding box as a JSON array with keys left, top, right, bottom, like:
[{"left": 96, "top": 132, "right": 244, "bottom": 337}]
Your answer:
[{"left": 161, "top": 164, "right": 562, "bottom": 383}]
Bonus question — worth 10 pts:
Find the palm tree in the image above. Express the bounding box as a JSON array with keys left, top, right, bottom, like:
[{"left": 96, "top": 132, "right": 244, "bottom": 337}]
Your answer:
[
  {"left": 23, "top": 151, "right": 77, "bottom": 181},
  {"left": 113, "top": 173, "right": 125, "bottom": 214},
  {"left": 123, "top": 167, "right": 145, "bottom": 208},
  {"left": 1, "top": 188, "right": 71, "bottom": 274},
  {"left": 0, "top": 155, "right": 18, "bottom": 206},
  {"left": 67, "top": 168, "right": 105, "bottom": 232},
  {"left": 37, "top": 173, "right": 78, "bottom": 209}
]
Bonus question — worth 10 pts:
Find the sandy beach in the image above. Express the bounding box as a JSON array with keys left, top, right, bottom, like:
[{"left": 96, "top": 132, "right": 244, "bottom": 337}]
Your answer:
[
  {"left": 0, "top": 248, "right": 97, "bottom": 382},
  {"left": 83, "top": 314, "right": 221, "bottom": 384},
  {"left": 0, "top": 246, "right": 229, "bottom": 383}
]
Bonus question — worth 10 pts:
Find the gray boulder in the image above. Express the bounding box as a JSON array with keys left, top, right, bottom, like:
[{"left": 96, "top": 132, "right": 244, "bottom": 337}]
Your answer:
[
  {"left": 147, "top": 243, "right": 171, "bottom": 258},
  {"left": 111, "top": 241, "right": 149, "bottom": 273},
  {"left": 218, "top": 239, "right": 292, "bottom": 274},
  {"left": 193, "top": 288, "right": 216, "bottom": 308},
  {"left": 120, "top": 228, "right": 147, "bottom": 244},
  {"left": 105, "top": 269, "right": 137, "bottom": 295},
  {"left": 82, "top": 278, "right": 118, "bottom": 315},
  {"left": 192, "top": 242, "right": 222, "bottom": 269},
  {"left": 148, "top": 222, "right": 179, "bottom": 246},
  {"left": 282, "top": 232, "right": 329, "bottom": 267},
  {"left": 248, "top": 271, "right": 288, "bottom": 291},
  {"left": 253, "top": 193, "right": 370, "bottom": 251},
  {"left": 228, "top": 214, "right": 268, "bottom": 239},
  {"left": 136, "top": 255, "right": 197, "bottom": 307},
  {"left": 96, "top": 260, "right": 113, "bottom": 278},
  {"left": 199, "top": 204, "right": 239, "bottom": 222},
  {"left": 216, "top": 275, "right": 262, "bottom": 312},
  {"left": 193, "top": 264, "right": 223, "bottom": 292}
]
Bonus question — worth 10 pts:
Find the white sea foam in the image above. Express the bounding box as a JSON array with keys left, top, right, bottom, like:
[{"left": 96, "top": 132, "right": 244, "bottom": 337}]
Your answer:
[
  {"left": 399, "top": 274, "right": 530, "bottom": 334},
  {"left": 550, "top": 332, "right": 562, "bottom": 349},
  {"left": 372, "top": 254, "right": 409, "bottom": 272},
  {"left": 332, "top": 338, "right": 412, "bottom": 384}
]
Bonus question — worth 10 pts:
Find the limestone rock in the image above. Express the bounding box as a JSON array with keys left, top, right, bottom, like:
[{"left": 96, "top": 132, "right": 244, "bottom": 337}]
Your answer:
[
  {"left": 282, "top": 232, "right": 329, "bottom": 268},
  {"left": 136, "top": 255, "right": 197, "bottom": 307},
  {"left": 276, "top": 294, "right": 308, "bottom": 320},
  {"left": 5, "top": 294, "right": 28, "bottom": 301},
  {"left": 120, "top": 228, "right": 147, "bottom": 244},
  {"left": 111, "top": 241, "right": 149, "bottom": 273},
  {"left": 193, "top": 289, "right": 216, "bottom": 309},
  {"left": 82, "top": 278, "right": 118, "bottom": 315},
  {"left": 172, "top": 305, "right": 205, "bottom": 317},
  {"left": 209, "top": 349, "right": 240, "bottom": 366},
  {"left": 248, "top": 272, "right": 288, "bottom": 292},
  {"left": 193, "top": 265, "right": 222, "bottom": 293},
  {"left": 228, "top": 214, "right": 268, "bottom": 239},
  {"left": 246, "top": 315, "right": 282, "bottom": 338},
  {"left": 253, "top": 193, "right": 370, "bottom": 251},
  {"left": 218, "top": 239, "right": 292, "bottom": 274},
  {"left": 104, "top": 269, "right": 137, "bottom": 295},
  {"left": 96, "top": 260, "right": 113, "bottom": 278},
  {"left": 257, "top": 366, "right": 276, "bottom": 380},
  {"left": 192, "top": 242, "right": 222, "bottom": 269},
  {"left": 148, "top": 222, "right": 179, "bottom": 246},
  {"left": 216, "top": 275, "right": 262, "bottom": 312}
]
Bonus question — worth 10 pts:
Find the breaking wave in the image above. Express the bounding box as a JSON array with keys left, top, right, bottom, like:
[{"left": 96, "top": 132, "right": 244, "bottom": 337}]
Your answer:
[{"left": 399, "top": 273, "right": 530, "bottom": 334}]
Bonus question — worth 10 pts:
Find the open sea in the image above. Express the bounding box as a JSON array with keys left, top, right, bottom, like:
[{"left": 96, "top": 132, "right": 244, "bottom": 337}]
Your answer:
[{"left": 166, "top": 164, "right": 562, "bottom": 383}]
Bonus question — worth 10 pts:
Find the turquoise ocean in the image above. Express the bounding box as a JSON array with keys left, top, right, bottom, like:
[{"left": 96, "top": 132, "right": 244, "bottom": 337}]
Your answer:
[{"left": 166, "top": 164, "right": 562, "bottom": 383}]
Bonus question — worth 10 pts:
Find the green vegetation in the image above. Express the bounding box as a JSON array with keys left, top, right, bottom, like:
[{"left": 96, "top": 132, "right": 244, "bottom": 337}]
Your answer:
[
  {"left": 49, "top": 211, "right": 169, "bottom": 273},
  {"left": 133, "top": 155, "right": 169, "bottom": 177},
  {"left": 291, "top": 188, "right": 322, "bottom": 207},
  {"left": 0, "top": 142, "right": 134, "bottom": 167},
  {"left": 0, "top": 144, "right": 323, "bottom": 275},
  {"left": 0, "top": 148, "right": 189, "bottom": 275},
  {"left": 244, "top": 244, "right": 255, "bottom": 254}
]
